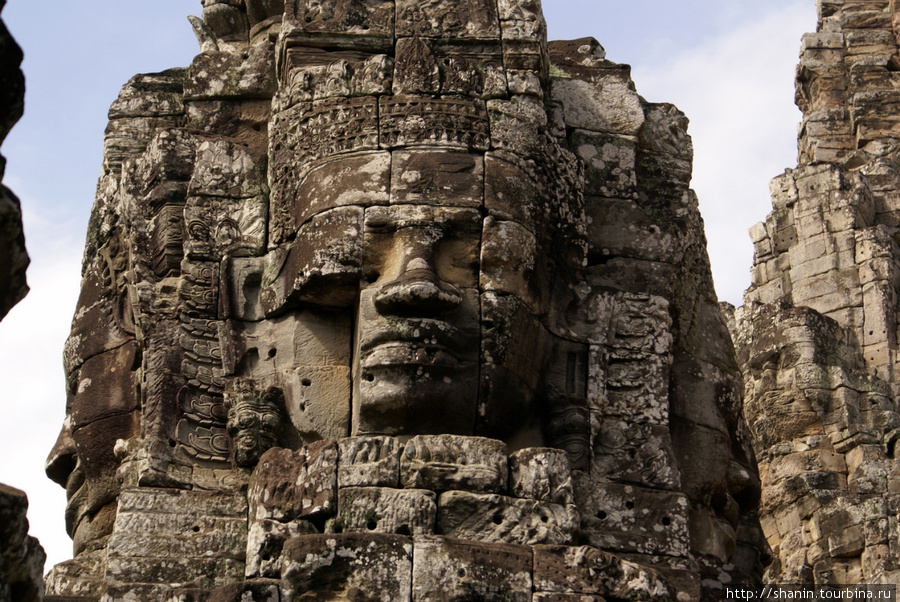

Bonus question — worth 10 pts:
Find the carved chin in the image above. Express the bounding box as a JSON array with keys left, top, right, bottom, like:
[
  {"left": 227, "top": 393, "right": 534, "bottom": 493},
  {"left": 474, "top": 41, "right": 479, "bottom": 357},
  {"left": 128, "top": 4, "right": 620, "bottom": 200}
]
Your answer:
[
  {"left": 353, "top": 364, "right": 479, "bottom": 436},
  {"left": 233, "top": 433, "right": 277, "bottom": 467}
]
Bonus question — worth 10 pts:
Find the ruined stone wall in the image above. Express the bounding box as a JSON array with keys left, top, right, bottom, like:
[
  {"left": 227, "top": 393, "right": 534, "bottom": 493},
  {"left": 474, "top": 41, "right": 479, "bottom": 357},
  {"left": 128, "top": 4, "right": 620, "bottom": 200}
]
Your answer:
[
  {"left": 44, "top": 1, "right": 763, "bottom": 600},
  {"left": 735, "top": 0, "right": 900, "bottom": 587}
]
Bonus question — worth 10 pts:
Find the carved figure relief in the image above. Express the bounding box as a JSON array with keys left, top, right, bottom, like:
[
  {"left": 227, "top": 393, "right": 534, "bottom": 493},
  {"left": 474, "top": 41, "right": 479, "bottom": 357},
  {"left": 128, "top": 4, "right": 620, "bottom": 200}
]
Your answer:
[{"left": 226, "top": 380, "right": 285, "bottom": 466}]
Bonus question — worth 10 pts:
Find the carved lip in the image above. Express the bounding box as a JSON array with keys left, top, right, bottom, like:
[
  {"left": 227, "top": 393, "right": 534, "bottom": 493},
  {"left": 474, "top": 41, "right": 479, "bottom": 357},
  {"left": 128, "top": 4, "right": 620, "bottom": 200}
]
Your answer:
[
  {"left": 358, "top": 318, "right": 478, "bottom": 371},
  {"left": 64, "top": 464, "right": 88, "bottom": 533},
  {"left": 360, "top": 342, "right": 462, "bottom": 371}
]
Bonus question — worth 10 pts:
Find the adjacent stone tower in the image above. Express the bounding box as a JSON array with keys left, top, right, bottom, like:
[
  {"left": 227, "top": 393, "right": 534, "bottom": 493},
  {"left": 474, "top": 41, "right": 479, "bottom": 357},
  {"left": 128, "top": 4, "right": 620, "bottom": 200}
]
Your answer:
[
  {"left": 735, "top": 0, "right": 900, "bottom": 587},
  {"left": 45, "top": 0, "right": 764, "bottom": 599}
]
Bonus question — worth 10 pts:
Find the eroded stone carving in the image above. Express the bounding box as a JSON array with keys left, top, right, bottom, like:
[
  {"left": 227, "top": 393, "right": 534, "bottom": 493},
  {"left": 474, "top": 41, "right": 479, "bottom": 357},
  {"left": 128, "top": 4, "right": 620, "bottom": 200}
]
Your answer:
[
  {"left": 45, "top": 0, "right": 763, "bottom": 598},
  {"left": 226, "top": 379, "right": 285, "bottom": 467}
]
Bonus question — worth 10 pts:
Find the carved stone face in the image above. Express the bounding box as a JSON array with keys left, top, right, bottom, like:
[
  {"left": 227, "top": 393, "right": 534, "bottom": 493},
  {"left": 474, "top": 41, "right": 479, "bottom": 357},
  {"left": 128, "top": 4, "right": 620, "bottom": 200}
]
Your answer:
[
  {"left": 353, "top": 205, "right": 482, "bottom": 436},
  {"left": 42, "top": 3, "right": 765, "bottom": 594},
  {"left": 272, "top": 137, "right": 567, "bottom": 445}
]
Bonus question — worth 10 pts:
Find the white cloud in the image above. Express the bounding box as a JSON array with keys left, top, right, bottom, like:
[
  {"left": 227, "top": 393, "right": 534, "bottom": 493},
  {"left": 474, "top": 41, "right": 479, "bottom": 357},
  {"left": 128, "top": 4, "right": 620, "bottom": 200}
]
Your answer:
[{"left": 632, "top": 2, "right": 816, "bottom": 305}]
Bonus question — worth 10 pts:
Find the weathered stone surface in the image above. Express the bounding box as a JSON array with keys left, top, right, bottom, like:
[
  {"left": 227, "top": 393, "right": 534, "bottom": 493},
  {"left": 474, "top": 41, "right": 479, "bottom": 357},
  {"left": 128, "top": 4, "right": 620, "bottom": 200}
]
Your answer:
[
  {"left": 411, "top": 536, "right": 533, "bottom": 602},
  {"left": 0, "top": 182, "right": 28, "bottom": 320},
  {"left": 551, "top": 78, "right": 644, "bottom": 136},
  {"left": 281, "top": 533, "right": 412, "bottom": 601},
  {"left": 400, "top": 435, "right": 507, "bottom": 493},
  {"left": 338, "top": 436, "right": 401, "bottom": 488},
  {"left": 533, "top": 545, "right": 670, "bottom": 600},
  {"left": 508, "top": 447, "right": 574, "bottom": 506},
  {"left": 271, "top": 151, "right": 390, "bottom": 242},
  {"left": 575, "top": 479, "right": 690, "bottom": 558},
  {"left": 105, "top": 488, "right": 248, "bottom": 588},
  {"left": 282, "top": 0, "right": 394, "bottom": 51},
  {"left": 248, "top": 442, "right": 338, "bottom": 522},
  {"left": 734, "top": 0, "right": 900, "bottom": 588},
  {"left": 396, "top": 0, "right": 499, "bottom": 39},
  {"left": 0, "top": 484, "right": 44, "bottom": 602},
  {"left": 184, "top": 43, "right": 275, "bottom": 100},
  {"left": 44, "top": 549, "right": 106, "bottom": 599},
  {"left": 333, "top": 486, "right": 437, "bottom": 536},
  {"left": 45, "top": 0, "right": 760, "bottom": 598},
  {"left": 167, "top": 579, "right": 283, "bottom": 602},
  {"left": 262, "top": 206, "right": 363, "bottom": 312},
  {"left": 245, "top": 517, "right": 317, "bottom": 579},
  {"left": 478, "top": 291, "right": 554, "bottom": 442},
  {"left": 437, "top": 490, "right": 577, "bottom": 546},
  {"left": 390, "top": 150, "right": 484, "bottom": 207}
]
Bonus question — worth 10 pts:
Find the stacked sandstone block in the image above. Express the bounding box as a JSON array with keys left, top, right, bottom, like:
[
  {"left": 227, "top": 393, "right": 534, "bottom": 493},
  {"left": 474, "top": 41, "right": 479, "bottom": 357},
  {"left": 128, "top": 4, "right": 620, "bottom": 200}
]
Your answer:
[
  {"left": 88, "top": 435, "right": 669, "bottom": 601},
  {"left": 736, "top": 0, "right": 900, "bottom": 587}
]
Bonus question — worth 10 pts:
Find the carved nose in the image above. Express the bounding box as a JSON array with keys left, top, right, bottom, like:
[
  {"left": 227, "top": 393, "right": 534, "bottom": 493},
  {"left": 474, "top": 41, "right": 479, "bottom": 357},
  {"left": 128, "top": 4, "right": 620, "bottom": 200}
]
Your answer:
[
  {"left": 374, "top": 258, "right": 462, "bottom": 314},
  {"left": 46, "top": 423, "right": 77, "bottom": 488}
]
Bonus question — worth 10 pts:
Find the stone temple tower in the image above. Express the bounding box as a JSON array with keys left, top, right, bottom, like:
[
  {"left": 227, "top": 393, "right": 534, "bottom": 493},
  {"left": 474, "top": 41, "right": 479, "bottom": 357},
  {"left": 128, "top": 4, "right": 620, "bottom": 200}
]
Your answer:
[
  {"left": 44, "top": 0, "right": 765, "bottom": 599},
  {"left": 735, "top": 0, "right": 900, "bottom": 587}
]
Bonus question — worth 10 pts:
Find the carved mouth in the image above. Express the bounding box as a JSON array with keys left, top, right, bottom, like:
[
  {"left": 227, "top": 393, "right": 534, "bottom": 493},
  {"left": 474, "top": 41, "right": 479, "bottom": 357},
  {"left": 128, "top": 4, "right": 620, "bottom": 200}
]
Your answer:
[
  {"left": 64, "top": 464, "right": 88, "bottom": 535},
  {"left": 358, "top": 318, "right": 477, "bottom": 373},
  {"left": 360, "top": 342, "right": 462, "bottom": 371}
]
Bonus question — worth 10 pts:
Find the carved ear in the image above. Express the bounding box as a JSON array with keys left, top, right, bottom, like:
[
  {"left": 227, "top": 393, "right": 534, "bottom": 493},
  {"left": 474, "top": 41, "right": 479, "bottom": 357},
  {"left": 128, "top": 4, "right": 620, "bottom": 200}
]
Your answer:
[{"left": 188, "top": 15, "right": 220, "bottom": 54}]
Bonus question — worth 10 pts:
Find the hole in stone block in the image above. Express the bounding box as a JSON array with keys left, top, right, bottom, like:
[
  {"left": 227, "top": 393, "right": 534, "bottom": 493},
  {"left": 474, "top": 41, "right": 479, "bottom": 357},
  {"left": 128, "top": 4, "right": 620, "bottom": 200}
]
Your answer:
[
  {"left": 237, "top": 348, "right": 260, "bottom": 374},
  {"left": 302, "top": 378, "right": 312, "bottom": 387},
  {"left": 243, "top": 272, "right": 262, "bottom": 316},
  {"left": 596, "top": 510, "right": 607, "bottom": 520},
  {"left": 367, "top": 520, "right": 378, "bottom": 530},
  {"left": 268, "top": 348, "right": 277, "bottom": 358},
  {"left": 192, "top": 525, "right": 200, "bottom": 533},
  {"left": 396, "top": 525, "right": 411, "bottom": 536},
  {"left": 492, "top": 513, "right": 503, "bottom": 525},
  {"left": 625, "top": 500, "right": 634, "bottom": 510},
  {"left": 457, "top": 568, "right": 466, "bottom": 578},
  {"left": 661, "top": 516, "right": 671, "bottom": 526},
  {"left": 887, "top": 437, "right": 898, "bottom": 459},
  {"left": 365, "top": 373, "right": 375, "bottom": 382}
]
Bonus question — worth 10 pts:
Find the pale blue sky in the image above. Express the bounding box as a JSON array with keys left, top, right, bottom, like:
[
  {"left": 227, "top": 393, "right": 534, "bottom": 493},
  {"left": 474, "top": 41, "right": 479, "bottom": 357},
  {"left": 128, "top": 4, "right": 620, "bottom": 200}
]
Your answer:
[{"left": 0, "top": 0, "right": 815, "bottom": 571}]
